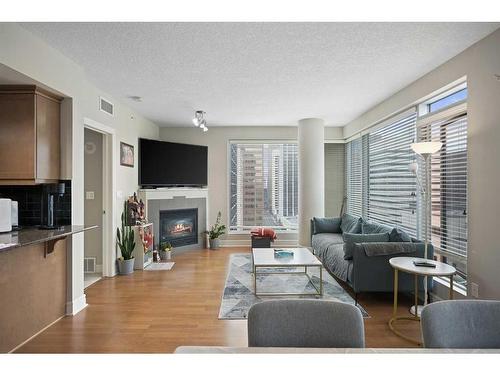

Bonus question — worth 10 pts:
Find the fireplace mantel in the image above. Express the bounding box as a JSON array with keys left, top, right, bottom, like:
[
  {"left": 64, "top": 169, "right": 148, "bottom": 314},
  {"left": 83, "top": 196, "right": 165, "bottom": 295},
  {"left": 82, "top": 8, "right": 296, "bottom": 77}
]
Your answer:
[{"left": 138, "top": 187, "right": 208, "bottom": 202}]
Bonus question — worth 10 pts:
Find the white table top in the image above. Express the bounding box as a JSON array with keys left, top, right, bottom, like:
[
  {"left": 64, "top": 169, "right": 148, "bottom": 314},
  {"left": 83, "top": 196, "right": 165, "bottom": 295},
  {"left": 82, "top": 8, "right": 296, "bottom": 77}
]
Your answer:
[
  {"left": 174, "top": 346, "right": 500, "bottom": 354},
  {"left": 252, "top": 247, "right": 321, "bottom": 267},
  {"left": 389, "top": 256, "right": 456, "bottom": 276}
]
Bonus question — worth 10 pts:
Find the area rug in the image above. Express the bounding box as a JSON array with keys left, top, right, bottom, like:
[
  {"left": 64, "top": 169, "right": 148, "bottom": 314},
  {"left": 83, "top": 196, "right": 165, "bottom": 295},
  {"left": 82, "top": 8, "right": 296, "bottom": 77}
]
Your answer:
[
  {"left": 218, "top": 253, "right": 368, "bottom": 319},
  {"left": 144, "top": 262, "right": 175, "bottom": 271}
]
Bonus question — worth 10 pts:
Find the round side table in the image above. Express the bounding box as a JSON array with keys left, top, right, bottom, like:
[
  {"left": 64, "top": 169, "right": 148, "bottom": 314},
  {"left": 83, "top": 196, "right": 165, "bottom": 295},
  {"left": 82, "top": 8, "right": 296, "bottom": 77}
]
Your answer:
[{"left": 388, "top": 257, "right": 456, "bottom": 346}]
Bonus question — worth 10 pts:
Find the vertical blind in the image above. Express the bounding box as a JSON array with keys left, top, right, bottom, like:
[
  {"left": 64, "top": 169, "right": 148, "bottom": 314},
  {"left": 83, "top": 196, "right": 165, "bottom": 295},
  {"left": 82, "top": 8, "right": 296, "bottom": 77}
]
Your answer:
[
  {"left": 367, "top": 113, "right": 418, "bottom": 236},
  {"left": 418, "top": 113, "right": 468, "bottom": 258}
]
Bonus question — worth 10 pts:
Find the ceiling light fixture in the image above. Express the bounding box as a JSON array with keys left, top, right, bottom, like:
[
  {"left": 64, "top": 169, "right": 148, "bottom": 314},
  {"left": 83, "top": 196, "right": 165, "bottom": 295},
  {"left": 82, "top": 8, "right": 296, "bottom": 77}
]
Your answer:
[{"left": 192, "top": 110, "right": 208, "bottom": 131}]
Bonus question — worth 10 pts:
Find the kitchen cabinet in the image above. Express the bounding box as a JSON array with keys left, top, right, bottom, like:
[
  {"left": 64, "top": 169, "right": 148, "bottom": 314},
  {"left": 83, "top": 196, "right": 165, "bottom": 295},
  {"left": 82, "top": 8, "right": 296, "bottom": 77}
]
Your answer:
[{"left": 0, "top": 85, "right": 62, "bottom": 184}]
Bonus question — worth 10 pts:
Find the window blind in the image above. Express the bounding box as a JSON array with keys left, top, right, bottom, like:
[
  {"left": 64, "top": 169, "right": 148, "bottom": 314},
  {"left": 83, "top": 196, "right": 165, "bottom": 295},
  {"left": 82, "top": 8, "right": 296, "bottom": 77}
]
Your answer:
[
  {"left": 345, "top": 138, "right": 363, "bottom": 218},
  {"left": 325, "top": 143, "right": 345, "bottom": 217},
  {"left": 367, "top": 113, "right": 418, "bottom": 236},
  {"left": 418, "top": 113, "right": 468, "bottom": 258}
]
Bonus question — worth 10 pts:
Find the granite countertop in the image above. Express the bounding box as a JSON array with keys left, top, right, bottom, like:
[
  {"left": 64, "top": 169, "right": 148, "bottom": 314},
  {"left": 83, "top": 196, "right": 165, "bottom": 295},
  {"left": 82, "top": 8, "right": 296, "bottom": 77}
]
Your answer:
[{"left": 0, "top": 225, "right": 98, "bottom": 253}]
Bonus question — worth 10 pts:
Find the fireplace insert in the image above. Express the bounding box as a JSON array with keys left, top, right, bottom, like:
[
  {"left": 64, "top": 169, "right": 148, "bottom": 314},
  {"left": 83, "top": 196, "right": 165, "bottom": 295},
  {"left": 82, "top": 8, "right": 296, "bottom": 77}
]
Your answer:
[{"left": 160, "top": 208, "right": 198, "bottom": 247}]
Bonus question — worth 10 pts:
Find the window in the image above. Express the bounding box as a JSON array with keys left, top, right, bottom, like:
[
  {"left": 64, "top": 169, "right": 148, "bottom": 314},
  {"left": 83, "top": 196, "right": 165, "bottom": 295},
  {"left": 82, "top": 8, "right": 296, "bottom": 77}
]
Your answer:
[
  {"left": 418, "top": 110, "right": 468, "bottom": 287},
  {"left": 229, "top": 142, "right": 298, "bottom": 232},
  {"left": 367, "top": 113, "right": 418, "bottom": 236},
  {"left": 428, "top": 88, "right": 467, "bottom": 113},
  {"left": 344, "top": 84, "right": 468, "bottom": 288}
]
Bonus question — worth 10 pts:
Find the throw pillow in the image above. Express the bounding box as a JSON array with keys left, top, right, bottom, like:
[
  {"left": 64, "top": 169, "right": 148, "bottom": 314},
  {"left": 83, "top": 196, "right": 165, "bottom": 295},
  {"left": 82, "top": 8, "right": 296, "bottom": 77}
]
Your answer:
[
  {"left": 343, "top": 232, "right": 390, "bottom": 260},
  {"left": 313, "top": 217, "right": 342, "bottom": 234},
  {"left": 389, "top": 227, "right": 412, "bottom": 242},
  {"left": 340, "top": 213, "right": 363, "bottom": 234},
  {"left": 362, "top": 221, "right": 393, "bottom": 234}
]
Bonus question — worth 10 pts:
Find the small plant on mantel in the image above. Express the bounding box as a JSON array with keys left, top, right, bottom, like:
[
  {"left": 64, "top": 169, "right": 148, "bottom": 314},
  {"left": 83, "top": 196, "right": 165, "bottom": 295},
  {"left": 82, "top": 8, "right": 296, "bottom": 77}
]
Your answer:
[
  {"left": 204, "top": 211, "right": 226, "bottom": 250},
  {"left": 116, "top": 200, "right": 136, "bottom": 275}
]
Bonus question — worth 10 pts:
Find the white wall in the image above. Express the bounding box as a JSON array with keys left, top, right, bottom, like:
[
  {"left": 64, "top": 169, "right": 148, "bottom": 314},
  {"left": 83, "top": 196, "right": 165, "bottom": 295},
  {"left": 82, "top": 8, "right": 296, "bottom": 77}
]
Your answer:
[
  {"left": 343, "top": 28, "right": 500, "bottom": 299},
  {"left": 0, "top": 23, "right": 160, "bottom": 314},
  {"left": 159, "top": 126, "right": 343, "bottom": 245}
]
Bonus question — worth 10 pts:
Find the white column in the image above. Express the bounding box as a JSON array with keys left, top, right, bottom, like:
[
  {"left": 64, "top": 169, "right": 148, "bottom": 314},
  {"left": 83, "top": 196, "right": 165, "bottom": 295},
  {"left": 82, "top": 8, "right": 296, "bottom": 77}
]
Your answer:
[{"left": 298, "top": 118, "right": 325, "bottom": 246}]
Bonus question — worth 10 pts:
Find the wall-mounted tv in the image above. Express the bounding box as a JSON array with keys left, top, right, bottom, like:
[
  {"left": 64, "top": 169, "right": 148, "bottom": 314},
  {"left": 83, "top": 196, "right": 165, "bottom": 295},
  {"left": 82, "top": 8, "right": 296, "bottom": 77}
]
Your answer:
[{"left": 139, "top": 138, "right": 208, "bottom": 187}]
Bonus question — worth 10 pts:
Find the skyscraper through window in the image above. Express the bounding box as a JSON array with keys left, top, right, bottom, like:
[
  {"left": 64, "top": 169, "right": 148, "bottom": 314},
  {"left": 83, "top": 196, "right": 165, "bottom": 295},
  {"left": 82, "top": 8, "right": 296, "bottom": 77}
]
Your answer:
[{"left": 230, "top": 143, "right": 298, "bottom": 231}]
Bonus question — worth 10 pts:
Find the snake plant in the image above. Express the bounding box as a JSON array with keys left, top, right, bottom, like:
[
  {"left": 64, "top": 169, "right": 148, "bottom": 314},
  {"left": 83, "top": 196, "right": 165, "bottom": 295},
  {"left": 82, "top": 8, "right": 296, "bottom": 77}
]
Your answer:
[{"left": 116, "top": 200, "right": 136, "bottom": 260}]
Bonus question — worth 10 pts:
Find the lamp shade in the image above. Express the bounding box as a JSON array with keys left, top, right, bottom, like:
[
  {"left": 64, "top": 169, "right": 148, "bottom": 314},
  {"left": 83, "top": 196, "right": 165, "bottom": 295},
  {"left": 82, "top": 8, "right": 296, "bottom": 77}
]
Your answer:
[{"left": 411, "top": 141, "right": 442, "bottom": 155}]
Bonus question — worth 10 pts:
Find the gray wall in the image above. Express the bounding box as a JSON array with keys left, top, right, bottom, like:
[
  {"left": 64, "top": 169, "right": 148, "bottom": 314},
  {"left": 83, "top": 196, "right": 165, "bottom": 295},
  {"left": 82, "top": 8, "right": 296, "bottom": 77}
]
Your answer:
[
  {"left": 343, "top": 28, "right": 500, "bottom": 299},
  {"left": 84, "top": 128, "right": 103, "bottom": 268},
  {"left": 324, "top": 143, "right": 345, "bottom": 217}
]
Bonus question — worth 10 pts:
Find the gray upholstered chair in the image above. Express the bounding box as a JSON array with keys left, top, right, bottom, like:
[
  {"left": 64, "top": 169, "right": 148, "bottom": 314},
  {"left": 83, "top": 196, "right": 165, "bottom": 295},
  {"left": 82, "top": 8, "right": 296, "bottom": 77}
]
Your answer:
[
  {"left": 247, "top": 300, "right": 365, "bottom": 348},
  {"left": 421, "top": 300, "right": 500, "bottom": 349}
]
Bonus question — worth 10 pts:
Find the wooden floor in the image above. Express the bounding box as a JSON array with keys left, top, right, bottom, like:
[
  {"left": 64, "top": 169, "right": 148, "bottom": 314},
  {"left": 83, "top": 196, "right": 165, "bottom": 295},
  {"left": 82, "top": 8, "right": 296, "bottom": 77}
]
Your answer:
[{"left": 16, "top": 247, "right": 421, "bottom": 353}]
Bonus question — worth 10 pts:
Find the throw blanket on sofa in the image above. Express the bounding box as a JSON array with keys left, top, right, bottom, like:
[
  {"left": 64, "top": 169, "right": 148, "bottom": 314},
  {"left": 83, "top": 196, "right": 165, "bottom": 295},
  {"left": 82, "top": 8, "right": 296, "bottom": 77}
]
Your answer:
[
  {"left": 360, "top": 242, "right": 418, "bottom": 257},
  {"left": 250, "top": 227, "right": 277, "bottom": 241}
]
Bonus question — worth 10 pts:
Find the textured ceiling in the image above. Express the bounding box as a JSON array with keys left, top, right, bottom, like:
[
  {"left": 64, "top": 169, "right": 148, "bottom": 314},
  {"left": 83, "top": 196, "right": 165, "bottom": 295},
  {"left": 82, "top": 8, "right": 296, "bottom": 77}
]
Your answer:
[{"left": 20, "top": 22, "right": 499, "bottom": 127}]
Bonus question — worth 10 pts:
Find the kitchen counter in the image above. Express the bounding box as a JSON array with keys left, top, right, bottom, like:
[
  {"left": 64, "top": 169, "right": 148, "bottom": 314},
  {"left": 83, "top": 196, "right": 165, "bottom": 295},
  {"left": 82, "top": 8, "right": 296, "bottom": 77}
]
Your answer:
[
  {"left": 0, "top": 224, "right": 98, "bottom": 352},
  {"left": 0, "top": 225, "right": 97, "bottom": 253}
]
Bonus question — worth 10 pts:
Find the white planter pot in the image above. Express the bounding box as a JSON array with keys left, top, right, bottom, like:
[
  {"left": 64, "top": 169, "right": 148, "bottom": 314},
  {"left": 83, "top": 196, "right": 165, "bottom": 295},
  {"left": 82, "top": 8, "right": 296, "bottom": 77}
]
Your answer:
[
  {"left": 118, "top": 258, "right": 135, "bottom": 275},
  {"left": 209, "top": 238, "right": 220, "bottom": 250},
  {"left": 160, "top": 250, "right": 172, "bottom": 260}
]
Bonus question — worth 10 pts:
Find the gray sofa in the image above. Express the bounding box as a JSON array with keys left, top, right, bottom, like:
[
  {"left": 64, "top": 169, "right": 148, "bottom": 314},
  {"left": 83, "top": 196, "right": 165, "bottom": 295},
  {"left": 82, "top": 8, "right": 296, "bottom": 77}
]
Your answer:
[{"left": 311, "top": 214, "right": 433, "bottom": 297}]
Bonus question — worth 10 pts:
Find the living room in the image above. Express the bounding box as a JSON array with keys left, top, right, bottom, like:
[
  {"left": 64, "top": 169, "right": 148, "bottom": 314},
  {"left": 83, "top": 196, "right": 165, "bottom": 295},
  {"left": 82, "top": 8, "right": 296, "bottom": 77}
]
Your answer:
[{"left": 1, "top": 1, "right": 500, "bottom": 374}]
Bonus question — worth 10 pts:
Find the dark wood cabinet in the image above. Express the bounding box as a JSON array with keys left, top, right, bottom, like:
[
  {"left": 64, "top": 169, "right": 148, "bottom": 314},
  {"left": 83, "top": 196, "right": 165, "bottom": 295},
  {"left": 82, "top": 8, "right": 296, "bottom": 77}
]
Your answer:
[{"left": 0, "top": 85, "right": 62, "bottom": 184}]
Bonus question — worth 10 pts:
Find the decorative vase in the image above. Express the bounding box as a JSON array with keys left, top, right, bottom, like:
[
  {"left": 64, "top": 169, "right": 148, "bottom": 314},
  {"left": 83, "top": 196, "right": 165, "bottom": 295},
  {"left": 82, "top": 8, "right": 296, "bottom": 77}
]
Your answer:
[
  {"left": 118, "top": 258, "right": 135, "bottom": 275},
  {"left": 209, "top": 238, "right": 220, "bottom": 250}
]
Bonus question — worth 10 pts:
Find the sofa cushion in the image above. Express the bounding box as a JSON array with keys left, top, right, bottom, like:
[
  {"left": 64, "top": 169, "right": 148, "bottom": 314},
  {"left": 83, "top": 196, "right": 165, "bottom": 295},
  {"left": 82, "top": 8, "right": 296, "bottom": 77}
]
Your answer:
[
  {"left": 340, "top": 213, "right": 362, "bottom": 234},
  {"left": 313, "top": 217, "right": 341, "bottom": 234},
  {"left": 343, "top": 232, "right": 390, "bottom": 243},
  {"left": 312, "top": 233, "right": 344, "bottom": 246},
  {"left": 389, "top": 227, "right": 412, "bottom": 242},
  {"left": 343, "top": 232, "right": 390, "bottom": 260},
  {"left": 362, "top": 221, "right": 393, "bottom": 234}
]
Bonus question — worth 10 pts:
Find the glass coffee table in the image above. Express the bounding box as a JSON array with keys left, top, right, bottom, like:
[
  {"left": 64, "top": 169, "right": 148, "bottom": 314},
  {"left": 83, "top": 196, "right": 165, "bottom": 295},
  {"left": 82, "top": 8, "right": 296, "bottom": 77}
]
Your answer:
[{"left": 251, "top": 247, "right": 323, "bottom": 297}]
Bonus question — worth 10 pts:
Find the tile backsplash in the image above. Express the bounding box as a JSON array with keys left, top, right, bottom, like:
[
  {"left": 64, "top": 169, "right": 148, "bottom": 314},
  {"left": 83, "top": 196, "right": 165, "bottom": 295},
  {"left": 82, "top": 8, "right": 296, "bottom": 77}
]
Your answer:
[{"left": 0, "top": 180, "right": 71, "bottom": 227}]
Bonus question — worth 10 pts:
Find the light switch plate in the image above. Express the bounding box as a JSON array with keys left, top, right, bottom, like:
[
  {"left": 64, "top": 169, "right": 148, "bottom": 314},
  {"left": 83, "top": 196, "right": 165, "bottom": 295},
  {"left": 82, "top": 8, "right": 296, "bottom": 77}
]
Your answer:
[{"left": 85, "top": 191, "right": 95, "bottom": 200}]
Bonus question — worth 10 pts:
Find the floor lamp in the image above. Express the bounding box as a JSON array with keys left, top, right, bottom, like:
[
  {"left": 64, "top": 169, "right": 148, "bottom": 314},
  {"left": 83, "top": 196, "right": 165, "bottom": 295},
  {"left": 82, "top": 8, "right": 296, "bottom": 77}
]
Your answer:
[{"left": 408, "top": 141, "right": 442, "bottom": 316}]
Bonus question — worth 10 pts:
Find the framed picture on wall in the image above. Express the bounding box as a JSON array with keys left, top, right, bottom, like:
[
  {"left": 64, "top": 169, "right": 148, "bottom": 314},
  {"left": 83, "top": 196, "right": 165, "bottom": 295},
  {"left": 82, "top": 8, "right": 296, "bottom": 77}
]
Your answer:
[{"left": 120, "top": 142, "right": 134, "bottom": 167}]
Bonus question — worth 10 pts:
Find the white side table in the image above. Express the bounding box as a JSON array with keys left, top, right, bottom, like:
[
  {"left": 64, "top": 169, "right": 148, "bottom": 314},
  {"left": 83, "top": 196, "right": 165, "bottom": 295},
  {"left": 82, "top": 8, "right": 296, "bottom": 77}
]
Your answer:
[{"left": 388, "top": 256, "right": 456, "bottom": 345}]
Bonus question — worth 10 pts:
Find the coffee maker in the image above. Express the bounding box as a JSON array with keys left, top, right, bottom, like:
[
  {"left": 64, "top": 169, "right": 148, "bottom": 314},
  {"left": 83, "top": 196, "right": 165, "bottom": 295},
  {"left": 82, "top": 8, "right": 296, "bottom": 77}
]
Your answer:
[{"left": 40, "top": 183, "right": 65, "bottom": 229}]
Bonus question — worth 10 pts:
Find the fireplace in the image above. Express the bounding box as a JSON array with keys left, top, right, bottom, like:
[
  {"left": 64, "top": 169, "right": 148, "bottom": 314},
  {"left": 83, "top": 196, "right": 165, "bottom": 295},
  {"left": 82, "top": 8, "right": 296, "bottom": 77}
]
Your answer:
[{"left": 160, "top": 208, "right": 198, "bottom": 247}]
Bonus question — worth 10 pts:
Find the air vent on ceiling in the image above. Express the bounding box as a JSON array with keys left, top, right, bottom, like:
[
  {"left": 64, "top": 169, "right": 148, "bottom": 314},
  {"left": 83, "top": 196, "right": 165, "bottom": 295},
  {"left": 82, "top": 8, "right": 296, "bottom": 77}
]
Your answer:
[
  {"left": 99, "top": 96, "right": 114, "bottom": 116},
  {"left": 84, "top": 257, "right": 97, "bottom": 273}
]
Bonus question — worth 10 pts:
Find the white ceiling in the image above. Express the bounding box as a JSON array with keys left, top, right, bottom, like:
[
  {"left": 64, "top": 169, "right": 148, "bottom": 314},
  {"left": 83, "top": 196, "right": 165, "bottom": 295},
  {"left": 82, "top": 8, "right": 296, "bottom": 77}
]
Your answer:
[{"left": 20, "top": 22, "right": 499, "bottom": 127}]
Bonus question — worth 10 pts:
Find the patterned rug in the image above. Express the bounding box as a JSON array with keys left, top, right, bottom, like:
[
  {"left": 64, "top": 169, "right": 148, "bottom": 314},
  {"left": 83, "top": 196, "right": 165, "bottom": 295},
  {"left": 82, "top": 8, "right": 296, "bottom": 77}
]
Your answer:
[{"left": 218, "top": 253, "right": 369, "bottom": 319}]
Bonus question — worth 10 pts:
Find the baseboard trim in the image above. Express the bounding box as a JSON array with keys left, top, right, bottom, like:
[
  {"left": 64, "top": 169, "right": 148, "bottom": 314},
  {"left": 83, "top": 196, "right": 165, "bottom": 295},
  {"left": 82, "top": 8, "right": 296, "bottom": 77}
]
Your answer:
[
  {"left": 65, "top": 294, "right": 88, "bottom": 316},
  {"left": 8, "top": 315, "right": 65, "bottom": 353},
  {"left": 220, "top": 239, "right": 299, "bottom": 247}
]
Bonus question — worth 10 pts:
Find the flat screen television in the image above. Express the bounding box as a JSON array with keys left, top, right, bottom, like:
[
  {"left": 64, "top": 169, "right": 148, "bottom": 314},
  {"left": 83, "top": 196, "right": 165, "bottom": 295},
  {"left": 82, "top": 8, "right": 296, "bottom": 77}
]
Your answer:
[{"left": 139, "top": 138, "right": 208, "bottom": 187}]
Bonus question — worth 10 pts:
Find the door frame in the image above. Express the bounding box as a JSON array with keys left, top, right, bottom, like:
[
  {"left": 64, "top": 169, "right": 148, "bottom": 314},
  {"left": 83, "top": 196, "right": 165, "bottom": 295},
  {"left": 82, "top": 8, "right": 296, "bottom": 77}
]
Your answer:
[{"left": 84, "top": 117, "right": 116, "bottom": 277}]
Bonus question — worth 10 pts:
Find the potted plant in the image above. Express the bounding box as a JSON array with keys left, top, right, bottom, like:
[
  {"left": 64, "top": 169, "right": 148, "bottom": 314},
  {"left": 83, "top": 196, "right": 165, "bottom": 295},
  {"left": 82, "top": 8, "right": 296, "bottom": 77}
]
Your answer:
[
  {"left": 116, "top": 200, "right": 136, "bottom": 275},
  {"left": 160, "top": 242, "right": 172, "bottom": 261},
  {"left": 205, "top": 211, "right": 226, "bottom": 250}
]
